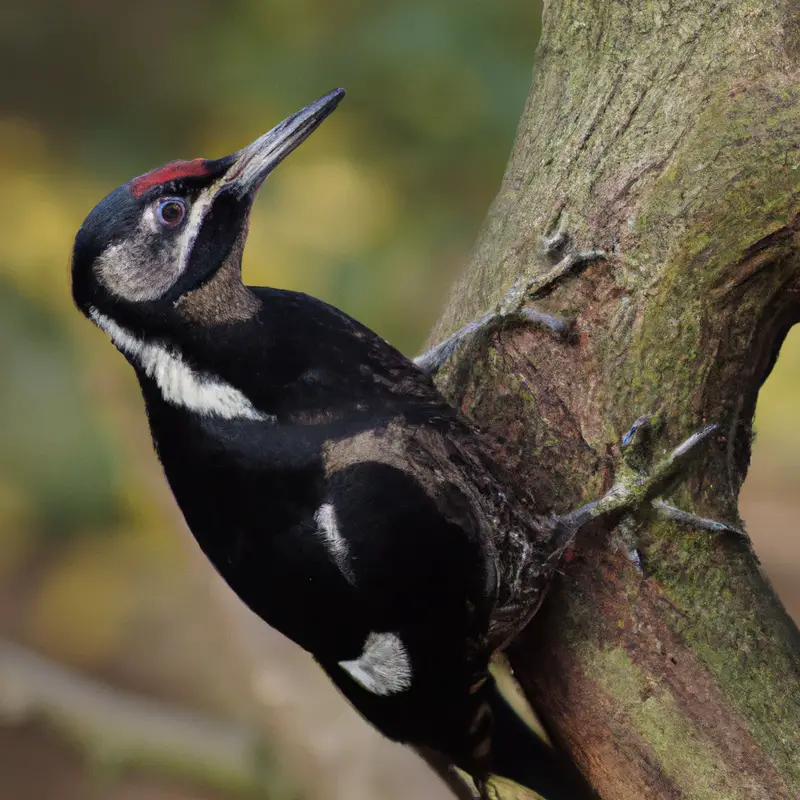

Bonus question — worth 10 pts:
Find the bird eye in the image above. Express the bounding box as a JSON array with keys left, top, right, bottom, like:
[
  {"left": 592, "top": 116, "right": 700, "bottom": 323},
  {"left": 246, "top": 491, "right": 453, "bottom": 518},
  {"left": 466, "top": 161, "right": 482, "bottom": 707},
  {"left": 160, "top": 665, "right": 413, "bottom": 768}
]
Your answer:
[{"left": 155, "top": 198, "right": 186, "bottom": 228}]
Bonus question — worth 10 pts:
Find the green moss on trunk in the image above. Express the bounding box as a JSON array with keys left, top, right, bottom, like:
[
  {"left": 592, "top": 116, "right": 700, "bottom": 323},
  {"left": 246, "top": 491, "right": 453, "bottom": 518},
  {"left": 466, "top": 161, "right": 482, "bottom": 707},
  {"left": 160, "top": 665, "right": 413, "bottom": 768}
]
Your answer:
[{"left": 430, "top": 1, "right": 800, "bottom": 797}]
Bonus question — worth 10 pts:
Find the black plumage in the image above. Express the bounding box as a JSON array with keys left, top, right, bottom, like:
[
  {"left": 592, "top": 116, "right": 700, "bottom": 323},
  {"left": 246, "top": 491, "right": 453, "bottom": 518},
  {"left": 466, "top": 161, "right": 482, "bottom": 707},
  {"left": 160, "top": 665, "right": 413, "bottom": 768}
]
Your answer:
[{"left": 71, "top": 89, "right": 597, "bottom": 799}]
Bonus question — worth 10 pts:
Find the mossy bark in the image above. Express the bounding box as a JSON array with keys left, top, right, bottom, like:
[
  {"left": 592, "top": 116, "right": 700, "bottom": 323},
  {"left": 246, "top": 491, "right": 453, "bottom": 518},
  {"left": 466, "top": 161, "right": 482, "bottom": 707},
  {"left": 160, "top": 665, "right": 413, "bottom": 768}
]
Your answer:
[{"left": 429, "top": 2, "right": 800, "bottom": 797}]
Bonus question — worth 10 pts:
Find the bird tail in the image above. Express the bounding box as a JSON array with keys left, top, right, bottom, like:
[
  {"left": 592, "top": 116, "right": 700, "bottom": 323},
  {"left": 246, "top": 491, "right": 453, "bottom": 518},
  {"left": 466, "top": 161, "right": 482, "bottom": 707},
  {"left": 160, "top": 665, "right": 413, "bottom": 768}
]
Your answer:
[{"left": 485, "top": 676, "right": 597, "bottom": 800}]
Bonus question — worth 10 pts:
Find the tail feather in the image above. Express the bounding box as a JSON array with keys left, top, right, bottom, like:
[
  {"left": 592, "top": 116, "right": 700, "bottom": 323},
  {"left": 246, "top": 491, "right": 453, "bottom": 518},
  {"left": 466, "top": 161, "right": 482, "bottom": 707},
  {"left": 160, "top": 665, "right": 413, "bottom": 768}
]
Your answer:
[{"left": 487, "top": 680, "right": 597, "bottom": 800}]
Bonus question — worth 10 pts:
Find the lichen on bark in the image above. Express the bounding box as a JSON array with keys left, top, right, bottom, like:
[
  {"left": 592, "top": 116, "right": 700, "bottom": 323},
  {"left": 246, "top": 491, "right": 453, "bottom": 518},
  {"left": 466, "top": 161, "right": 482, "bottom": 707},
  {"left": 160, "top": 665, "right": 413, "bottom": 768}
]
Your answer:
[{"left": 429, "top": 1, "right": 800, "bottom": 797}]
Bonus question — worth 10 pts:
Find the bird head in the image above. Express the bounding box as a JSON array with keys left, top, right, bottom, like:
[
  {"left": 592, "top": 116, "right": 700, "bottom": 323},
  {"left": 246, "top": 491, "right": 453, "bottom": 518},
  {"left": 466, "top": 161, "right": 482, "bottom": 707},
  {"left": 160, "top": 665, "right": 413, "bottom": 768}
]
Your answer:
[{"left": 71, "top": 89, "right": 345, "bottom": 326}]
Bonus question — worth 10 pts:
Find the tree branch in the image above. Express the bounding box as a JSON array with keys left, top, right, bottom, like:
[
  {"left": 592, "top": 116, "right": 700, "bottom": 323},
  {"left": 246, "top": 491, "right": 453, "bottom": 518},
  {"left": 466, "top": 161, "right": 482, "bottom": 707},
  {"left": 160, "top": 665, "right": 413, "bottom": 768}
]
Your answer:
[
  {"left": 429, "top": 2, "right": 800, "bottom": 797},
  {"left": 0, "top": 639, "right": 277, "bottom": 795}
]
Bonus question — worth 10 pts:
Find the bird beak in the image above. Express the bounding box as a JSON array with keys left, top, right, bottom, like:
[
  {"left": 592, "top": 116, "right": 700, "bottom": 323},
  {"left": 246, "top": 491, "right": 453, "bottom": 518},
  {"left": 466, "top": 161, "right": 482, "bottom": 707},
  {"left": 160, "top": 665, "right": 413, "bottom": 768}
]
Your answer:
[{"left": 223, "top": 88, "right": 345, "bottom": 198}]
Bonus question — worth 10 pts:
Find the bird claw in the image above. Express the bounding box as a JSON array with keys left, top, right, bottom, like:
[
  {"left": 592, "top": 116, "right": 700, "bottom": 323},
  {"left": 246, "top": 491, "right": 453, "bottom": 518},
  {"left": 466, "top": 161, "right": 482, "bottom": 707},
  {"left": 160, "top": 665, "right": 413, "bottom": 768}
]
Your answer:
[
  {"left": 621, "top": 413, "right": 656, "bottom": 450},
  {"left": 509, "top": 247, "right": 607, "bottom": 305},
  {"left": 539, "top": 229, "right": 568, "bottom": 257},
  {"left": 564, "top": 422, "right": 719, "bottom": 525},
  {"left": 652, "top": 499, "right": 745, "bottom": 536},
  {"left": 414, "top": 235, "right": 606, "bottom": 376},
  {"left": 552, "top": 419, "right": 741, "bottom": 549},
  {"left": 625, "top": 546, "right": 645, "bottom": 573}
]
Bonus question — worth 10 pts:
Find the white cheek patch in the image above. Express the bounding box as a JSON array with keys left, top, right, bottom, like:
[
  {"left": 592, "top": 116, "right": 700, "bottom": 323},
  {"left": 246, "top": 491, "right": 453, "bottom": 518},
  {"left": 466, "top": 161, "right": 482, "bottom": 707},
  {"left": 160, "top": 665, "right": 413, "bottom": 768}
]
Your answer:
[
  {"left": 314, "top": 503, "right": 355, "bottom": 584},
  {"left": 96, "top": 233, "right": 182, "bottom": 303},
  {"left": 339, "top": 632, "right": 413, "bottom": 696},
  {"left": 90, "top": 308, "right": 274, "bottom": 422},
  {"left": 95, "top": 186, "right": 223, "bottom": 303}
]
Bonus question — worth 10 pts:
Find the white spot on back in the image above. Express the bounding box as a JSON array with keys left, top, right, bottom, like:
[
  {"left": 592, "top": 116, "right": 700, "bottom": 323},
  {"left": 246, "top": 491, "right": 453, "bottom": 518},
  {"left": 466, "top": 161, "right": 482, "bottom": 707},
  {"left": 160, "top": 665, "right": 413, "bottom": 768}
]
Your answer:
[
  {"left": 90, "top": 308, "right": 273, "bottom": 422},
  {"left": 339, "top": 632, "right": 412, "bottom": 696},
  {"left": 314, "top": 503, "right": 354, "bottom": 583}
]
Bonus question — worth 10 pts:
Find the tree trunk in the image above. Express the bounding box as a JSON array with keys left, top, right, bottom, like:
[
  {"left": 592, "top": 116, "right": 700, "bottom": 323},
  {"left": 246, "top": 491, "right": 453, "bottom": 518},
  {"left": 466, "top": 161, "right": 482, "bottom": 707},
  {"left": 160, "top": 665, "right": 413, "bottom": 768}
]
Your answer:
[{"left": 429, "top": 2, "right": 800, "bottom": 797}]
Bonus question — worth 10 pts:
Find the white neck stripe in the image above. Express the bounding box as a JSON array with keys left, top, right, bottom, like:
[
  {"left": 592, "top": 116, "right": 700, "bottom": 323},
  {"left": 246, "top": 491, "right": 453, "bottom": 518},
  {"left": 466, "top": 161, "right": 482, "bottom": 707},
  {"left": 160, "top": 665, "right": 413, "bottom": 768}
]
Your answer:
[{"left": 90, "top": 308, "right": 272, "bottom": 422}]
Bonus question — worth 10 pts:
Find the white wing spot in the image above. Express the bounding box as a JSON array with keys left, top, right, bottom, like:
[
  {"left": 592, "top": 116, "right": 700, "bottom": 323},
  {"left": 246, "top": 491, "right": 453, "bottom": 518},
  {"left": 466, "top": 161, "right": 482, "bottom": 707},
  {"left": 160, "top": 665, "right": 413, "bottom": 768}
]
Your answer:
[
  {"left": 90, "top": 308, "right": 274, "bottom": 422},
  {"left": 314, "top": 503, "right": 355, "bottom": 583},
  {"left": 339, "top": 632, "right": 412, "bottom": 696}
]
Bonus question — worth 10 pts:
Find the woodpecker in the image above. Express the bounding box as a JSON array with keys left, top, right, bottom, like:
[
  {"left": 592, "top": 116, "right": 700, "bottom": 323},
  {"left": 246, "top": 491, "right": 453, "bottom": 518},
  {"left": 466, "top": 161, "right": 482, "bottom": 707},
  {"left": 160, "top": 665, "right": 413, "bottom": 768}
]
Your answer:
[{"left": 71, "top": 89, "right": 724, "bottom": 799}]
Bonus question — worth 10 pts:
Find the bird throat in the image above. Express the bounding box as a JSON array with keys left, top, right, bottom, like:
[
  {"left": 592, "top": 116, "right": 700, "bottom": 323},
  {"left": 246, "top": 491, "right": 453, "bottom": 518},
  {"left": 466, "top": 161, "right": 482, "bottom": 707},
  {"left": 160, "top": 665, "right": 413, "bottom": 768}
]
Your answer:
[{"left": 176, "top": 248, "right": 260, "bottom": 326}]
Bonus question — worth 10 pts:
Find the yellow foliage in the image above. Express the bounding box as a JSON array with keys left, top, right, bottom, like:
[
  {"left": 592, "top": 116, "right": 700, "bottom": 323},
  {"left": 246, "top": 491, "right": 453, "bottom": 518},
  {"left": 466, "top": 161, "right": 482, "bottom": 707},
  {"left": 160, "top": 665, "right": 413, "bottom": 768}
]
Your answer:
[
  {"left": 0, "top": 119, "right": 102, "bottom": 322},
  {"left": 26, "top": 534, "right": 143, "bottom": 667},
  {"left": 243, "top": 156, "right": 398, "bottom": 299},
  {"left": 752, "top": 327, "right": 800, "bottom": 463}
]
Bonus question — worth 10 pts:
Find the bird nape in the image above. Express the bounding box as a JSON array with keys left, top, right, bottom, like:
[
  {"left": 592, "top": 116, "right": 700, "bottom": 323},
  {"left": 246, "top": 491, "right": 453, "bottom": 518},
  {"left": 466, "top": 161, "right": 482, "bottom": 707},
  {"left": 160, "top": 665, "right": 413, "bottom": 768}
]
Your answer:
[{"left": 70, "top": 89, "right": 729, "bottom": 800}]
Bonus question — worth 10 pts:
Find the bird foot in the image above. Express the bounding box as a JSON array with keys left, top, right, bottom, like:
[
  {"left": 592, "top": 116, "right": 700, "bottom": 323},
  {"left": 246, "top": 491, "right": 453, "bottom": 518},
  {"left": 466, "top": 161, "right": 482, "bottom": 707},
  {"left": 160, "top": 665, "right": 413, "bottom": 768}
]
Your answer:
[
  {"left": 497, "top": 246, "right": 606, "bottom": 311},
  {"left": 550, "top": 417, "right": 743, "bottom": 555},
  {"left": 651, "top": 499, "right": 744, "bottom": 536},
  {"left": 620, "top": 413, "right": 743, "bottom": 536},
  {"left": 414, "top": 234, "right": 606, "bottom": 376}
]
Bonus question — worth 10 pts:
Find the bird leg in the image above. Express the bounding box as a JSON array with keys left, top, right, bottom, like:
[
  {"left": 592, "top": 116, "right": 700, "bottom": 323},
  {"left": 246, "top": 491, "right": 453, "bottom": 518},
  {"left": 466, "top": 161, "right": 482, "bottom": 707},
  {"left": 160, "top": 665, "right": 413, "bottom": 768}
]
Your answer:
[{"left": 414, "top": 234, "right": 606, "bottom": 376}]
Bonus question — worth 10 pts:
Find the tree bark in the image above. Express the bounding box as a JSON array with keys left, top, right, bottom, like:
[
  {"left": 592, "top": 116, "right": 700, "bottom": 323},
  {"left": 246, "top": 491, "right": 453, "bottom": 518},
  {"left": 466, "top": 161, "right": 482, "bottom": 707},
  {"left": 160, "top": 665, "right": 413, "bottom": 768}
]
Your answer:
[{"left": 429, "top": 2, "right": 800, "bottom": 798}]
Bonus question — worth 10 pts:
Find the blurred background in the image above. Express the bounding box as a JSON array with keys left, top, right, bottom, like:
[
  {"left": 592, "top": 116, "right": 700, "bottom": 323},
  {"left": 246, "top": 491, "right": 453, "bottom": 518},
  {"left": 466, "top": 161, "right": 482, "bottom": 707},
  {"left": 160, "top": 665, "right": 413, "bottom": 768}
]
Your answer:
[{"left": 0, "top": 2, "right": 797, "bottom": 798}]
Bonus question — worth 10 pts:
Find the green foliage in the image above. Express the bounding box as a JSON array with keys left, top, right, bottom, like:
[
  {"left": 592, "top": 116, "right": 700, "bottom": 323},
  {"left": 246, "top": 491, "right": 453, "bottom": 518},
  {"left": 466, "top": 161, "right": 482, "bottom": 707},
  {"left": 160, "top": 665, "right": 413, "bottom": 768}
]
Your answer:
[{"left": 0, "top": 284, "right": 119, "bottom": 537}]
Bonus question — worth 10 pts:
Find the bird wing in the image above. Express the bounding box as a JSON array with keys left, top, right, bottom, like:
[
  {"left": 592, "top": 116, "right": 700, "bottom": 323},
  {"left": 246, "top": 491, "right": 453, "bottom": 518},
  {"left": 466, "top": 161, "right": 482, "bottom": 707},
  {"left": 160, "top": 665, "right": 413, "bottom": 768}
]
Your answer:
[{"left": 243, "top": 286, "right": 457, "bottom": 419}]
